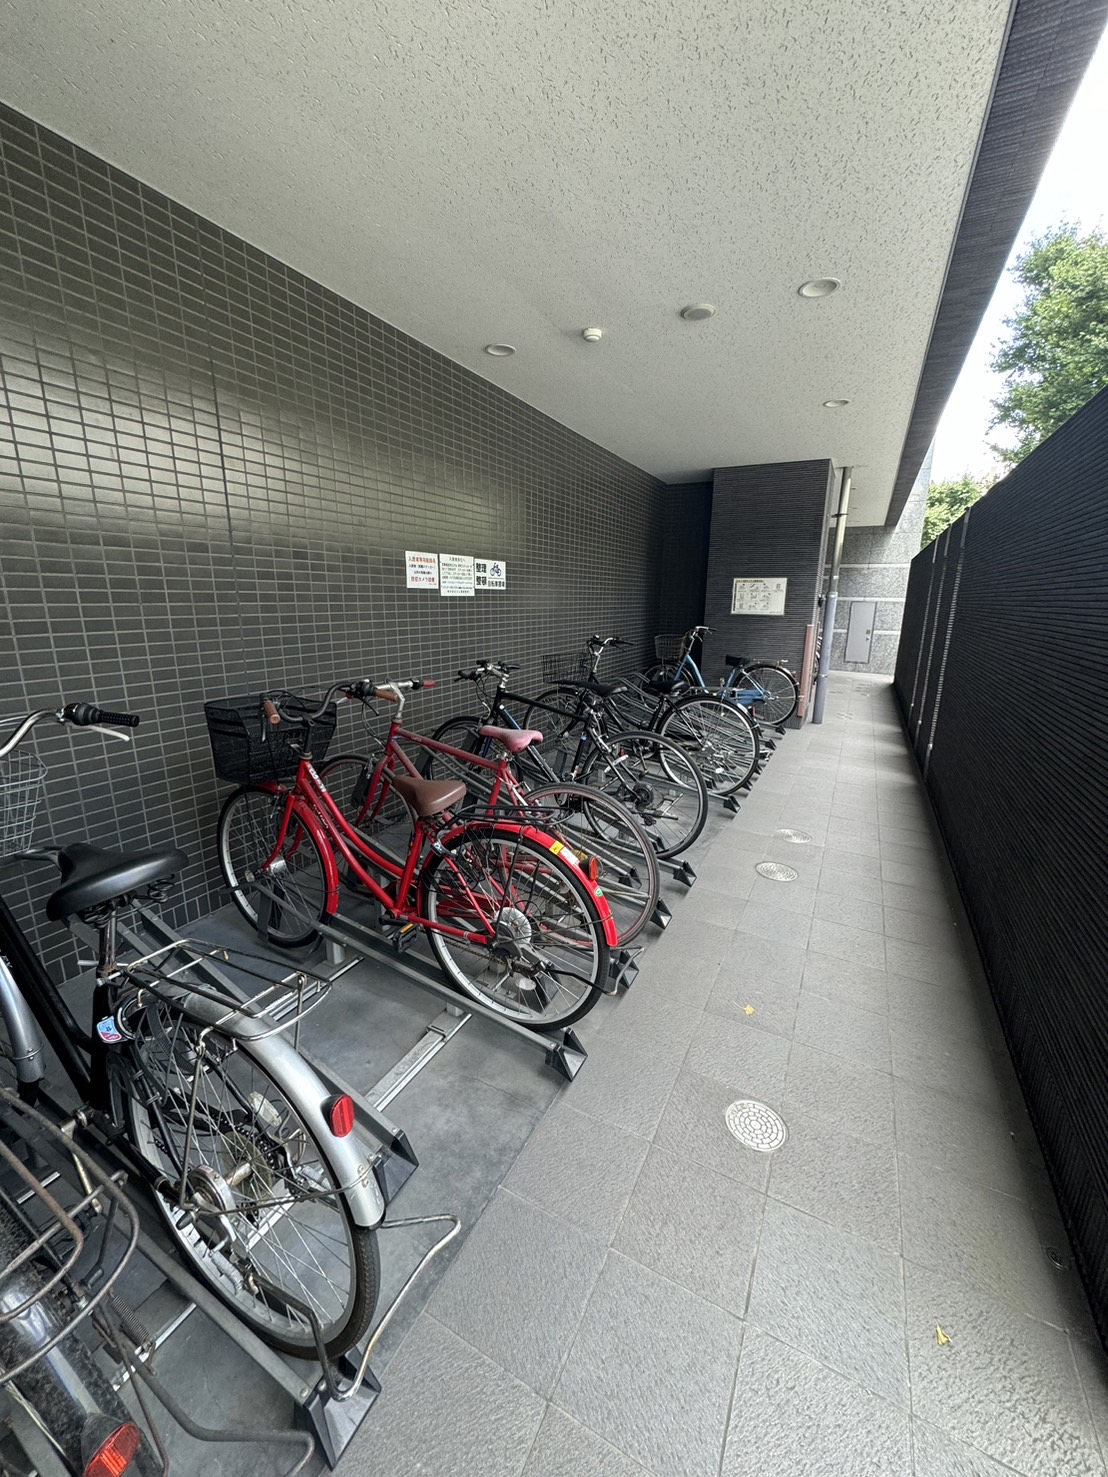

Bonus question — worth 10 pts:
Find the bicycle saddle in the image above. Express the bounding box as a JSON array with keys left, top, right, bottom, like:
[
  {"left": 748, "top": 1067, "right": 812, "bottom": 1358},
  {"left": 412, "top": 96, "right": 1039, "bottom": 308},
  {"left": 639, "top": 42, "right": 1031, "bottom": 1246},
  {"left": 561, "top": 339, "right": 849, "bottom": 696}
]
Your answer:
[
  {"left": 478, "top": 726, "right": 543, "bottom": 754},
  {"left": 725, "top": 654, "right": 751, "bottom": 668},
  {"left": 390, "top": 773, "right": 466, "bottom": 818},
  {"left": 555, "top": 679, "right": 625, "bottom": 697},
  {"left": 642, "top": 675, "right": 681, "bottom": 694},
  {"left": 46, "top": 841, "right": 189, "bottom": 921}
]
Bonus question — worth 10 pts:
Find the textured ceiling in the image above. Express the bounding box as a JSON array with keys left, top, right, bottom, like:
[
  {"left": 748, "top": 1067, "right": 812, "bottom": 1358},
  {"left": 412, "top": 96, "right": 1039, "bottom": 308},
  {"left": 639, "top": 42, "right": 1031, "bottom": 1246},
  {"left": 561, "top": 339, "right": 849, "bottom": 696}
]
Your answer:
[{"left": 0, "top": 0, "right": 1014, "bottom": 524}]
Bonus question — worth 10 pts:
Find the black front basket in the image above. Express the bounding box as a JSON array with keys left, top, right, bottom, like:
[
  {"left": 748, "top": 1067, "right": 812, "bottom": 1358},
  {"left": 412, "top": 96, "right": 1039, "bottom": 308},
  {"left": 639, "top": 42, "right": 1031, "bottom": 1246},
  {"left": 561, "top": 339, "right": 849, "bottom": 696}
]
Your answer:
[{"left": 203, "top": 694, "right": 338, "bottom": 784}]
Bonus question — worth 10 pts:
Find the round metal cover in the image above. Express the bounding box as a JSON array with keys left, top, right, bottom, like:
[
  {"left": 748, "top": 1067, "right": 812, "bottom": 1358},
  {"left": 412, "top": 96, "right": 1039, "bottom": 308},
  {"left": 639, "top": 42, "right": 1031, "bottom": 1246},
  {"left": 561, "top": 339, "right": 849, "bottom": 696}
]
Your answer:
[
  {"left": 755, "top": 861, "right": 798, "bottom": 882},
  {"left": 774, "top": 828, "right": 812, "bottom": 844},
  {"left": 725, "top": 1100, "right": 788, "bottom": 1152}
]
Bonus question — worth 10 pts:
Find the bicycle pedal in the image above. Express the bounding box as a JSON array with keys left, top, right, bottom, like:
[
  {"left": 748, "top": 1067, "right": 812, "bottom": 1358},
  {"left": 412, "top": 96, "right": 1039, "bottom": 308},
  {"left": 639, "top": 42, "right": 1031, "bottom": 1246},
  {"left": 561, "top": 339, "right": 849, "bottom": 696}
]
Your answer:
[{"left": 380, "top": 917, "right": 420, "bottom": 954}]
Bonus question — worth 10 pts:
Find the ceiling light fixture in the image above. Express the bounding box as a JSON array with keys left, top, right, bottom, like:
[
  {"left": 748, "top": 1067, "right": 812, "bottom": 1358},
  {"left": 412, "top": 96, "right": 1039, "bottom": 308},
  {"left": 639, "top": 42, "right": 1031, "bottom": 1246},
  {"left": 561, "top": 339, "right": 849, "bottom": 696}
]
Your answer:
[
  {"left": 798, "top": 278, "right": 841, "bottom": 298},
  {"left": 484, "top": 343, "right": 516, "bottom": 356},
  {"left": 680, "top": 304, "right": 716, "bottom": 321},
  {"left": 582, "top": 327, "right": 603, "bottom": 342},
  {"left": 823, "top": 399, "right": 850, "bottom": 408}
]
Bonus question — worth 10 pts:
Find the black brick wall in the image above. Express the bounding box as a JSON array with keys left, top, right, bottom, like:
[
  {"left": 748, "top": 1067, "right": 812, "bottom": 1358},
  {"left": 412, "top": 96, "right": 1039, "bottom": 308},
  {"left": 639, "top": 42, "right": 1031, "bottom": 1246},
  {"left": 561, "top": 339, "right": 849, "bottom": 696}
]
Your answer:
[
  {"left": 894, "top": 385, "right": 1108, "bottom": 1348},
  {"left": 657, "top": 482, "right": 712, "bottom": 636},
  {"left": 702, "top": 459, "right": 835, "bottom": 685},
  {"left": 0, "top": 104, "right": 668, "bottom": 975}
]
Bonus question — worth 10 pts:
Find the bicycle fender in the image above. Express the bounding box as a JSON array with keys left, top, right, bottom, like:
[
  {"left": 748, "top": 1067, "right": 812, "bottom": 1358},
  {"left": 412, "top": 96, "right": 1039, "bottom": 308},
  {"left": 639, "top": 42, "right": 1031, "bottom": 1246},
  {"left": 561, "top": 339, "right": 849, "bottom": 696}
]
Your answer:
[
  {"left": 435, "top": 819, "right": 619, "bottom": 949},
  {"left": 167, "top": 989, "right": 386, "bottom": 1230}
]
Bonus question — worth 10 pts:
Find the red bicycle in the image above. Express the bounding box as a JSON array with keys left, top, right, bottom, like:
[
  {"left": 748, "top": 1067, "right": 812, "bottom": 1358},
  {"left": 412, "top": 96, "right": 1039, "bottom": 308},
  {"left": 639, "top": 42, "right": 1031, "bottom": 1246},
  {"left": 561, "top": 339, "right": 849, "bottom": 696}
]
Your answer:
[
  {"left": 317, "top": 682, "right": 662, "bottom": 945},
  {"left": 208, "top": 680, "right": 616, "bottom": 1029}
]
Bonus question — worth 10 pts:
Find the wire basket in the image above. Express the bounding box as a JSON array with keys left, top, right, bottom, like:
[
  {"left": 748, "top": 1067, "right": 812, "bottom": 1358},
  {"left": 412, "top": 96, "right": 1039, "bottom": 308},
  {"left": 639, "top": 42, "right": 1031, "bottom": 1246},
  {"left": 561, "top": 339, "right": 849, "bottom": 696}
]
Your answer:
[
  {"left": 653, "top": 634, "right": 688, "bottom": 661},
  {"left": 0, "top": 752, "right": 47, "bottom": 857},
  {"left": 204, "top": 694, "right": 338, "bottom": 784},
  {"left": 541, "top": 650, "right": 590, "bottom": 682}
]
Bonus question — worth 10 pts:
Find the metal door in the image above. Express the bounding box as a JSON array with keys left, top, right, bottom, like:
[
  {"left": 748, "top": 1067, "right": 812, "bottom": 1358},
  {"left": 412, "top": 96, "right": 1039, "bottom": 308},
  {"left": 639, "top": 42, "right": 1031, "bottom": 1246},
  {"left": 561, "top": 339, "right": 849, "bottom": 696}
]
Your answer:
[{"left": 845, "top": 600, "right": 876, "bottom": 663}]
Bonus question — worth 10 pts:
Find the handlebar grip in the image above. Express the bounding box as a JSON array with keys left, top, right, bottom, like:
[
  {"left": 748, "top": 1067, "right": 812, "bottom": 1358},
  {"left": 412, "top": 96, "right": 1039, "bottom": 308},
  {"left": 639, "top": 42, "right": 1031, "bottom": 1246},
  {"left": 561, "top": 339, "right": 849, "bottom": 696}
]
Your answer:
[
  {"left": 262, "top": 699, "right": 281, "bottom": 726},
  {"left": 63, "top": 702, "right": 141, "bottom": 728},
  {"left": 375, "top": 687, "right": 401, "bottom": 704},
  {"left": 420, "top": 679, "right": 437, "bottom": 689}
]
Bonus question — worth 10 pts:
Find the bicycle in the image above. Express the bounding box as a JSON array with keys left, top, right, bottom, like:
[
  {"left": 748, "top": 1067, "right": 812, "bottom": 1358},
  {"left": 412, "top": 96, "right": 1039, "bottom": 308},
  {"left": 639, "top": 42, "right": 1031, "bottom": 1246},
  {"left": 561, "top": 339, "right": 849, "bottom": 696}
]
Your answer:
[
  {"left": 0, "top": 702, "right": 385, "bottom": 1362},
  {"left": 315, "top": 683, "right": 662, "bottom": 945},
  {"left": 525, "top": 635, "right": 762, "bottom": 796},
  {"left": 427, "top": 662, "right": 709, "bottom": 858},
  {"left": 642, "top": 625, "right": 801, "bottom": 726},
  {"left": 209, "top": 680, "right": 616, "bottom": 1031}
]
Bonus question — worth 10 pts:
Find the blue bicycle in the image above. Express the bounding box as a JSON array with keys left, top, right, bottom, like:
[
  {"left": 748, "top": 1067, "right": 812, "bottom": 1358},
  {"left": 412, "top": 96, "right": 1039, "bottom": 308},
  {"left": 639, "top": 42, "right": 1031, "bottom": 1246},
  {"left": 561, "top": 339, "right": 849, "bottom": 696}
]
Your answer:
[{"left": 642, "top": 626, "right": 801, "bottom": 727}]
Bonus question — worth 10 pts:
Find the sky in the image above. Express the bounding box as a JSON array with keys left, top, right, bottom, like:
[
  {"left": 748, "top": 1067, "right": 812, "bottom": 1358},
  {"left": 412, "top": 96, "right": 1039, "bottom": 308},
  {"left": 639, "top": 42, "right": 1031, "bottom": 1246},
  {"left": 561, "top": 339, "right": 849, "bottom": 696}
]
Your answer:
[{"left": 929, "top": 25, "right": 1108, "bottom": 483}]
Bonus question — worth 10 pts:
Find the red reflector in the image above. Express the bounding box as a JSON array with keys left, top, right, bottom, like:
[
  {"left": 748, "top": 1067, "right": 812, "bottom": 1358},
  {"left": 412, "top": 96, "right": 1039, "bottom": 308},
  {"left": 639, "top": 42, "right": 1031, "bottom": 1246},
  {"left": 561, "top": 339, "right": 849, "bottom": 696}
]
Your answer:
[
  {"left": 85, "top": 1423, "right": 141, "bottom": 1477},
  {"left": 326, "top": 1093, "right": 356, "bottom": 1137},
  {"left": 587, "top": 856, "right": 600, "bottom": 884}
]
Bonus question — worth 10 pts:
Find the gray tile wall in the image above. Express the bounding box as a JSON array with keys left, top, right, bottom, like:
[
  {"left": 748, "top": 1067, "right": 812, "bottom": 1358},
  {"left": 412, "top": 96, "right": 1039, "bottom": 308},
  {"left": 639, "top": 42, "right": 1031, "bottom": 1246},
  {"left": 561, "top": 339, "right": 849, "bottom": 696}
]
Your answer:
[
  {"left": 702, "top": 459, "right": 835, "bottom": 686},
  {"left": 0, "top": 103, "right": 668, "bottom": 974},
  {"left": 830, "top": 451, "right": 930, "bottom": 676}
]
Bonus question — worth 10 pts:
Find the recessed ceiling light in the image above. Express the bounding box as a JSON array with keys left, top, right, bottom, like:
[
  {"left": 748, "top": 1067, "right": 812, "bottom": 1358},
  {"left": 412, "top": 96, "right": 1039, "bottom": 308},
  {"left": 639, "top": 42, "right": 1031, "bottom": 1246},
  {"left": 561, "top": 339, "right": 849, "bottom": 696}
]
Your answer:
[
  {"left": 680, "top": 304, "right": 716, "bottom": 321},
  {"left": 823, "top": 399, "right": 851, "bottom": 408},
  {"left": 484, "top": 343, "right": 516, "bottom": 356},
  {"left": 798, "top": 278, "right": 841, "bottom": 298}
]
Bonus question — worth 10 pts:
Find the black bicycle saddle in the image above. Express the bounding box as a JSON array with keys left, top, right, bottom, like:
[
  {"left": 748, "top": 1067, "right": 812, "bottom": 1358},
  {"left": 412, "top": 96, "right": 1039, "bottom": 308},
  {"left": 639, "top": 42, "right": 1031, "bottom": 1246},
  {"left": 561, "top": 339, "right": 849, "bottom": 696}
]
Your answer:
[{"left": 46, "top": 842, "right": 188, "bottom": 921}]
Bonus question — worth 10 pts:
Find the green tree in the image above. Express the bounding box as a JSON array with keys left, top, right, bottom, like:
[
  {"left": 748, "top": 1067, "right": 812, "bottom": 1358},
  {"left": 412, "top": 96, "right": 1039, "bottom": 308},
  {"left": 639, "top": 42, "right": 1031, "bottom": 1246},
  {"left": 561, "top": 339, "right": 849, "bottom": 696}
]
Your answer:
[
  {"left": 990, "top": 225, "right": 1108, "bottom": 465},
  {"left": 921, "top": 474, "right": 990, "bottom": 549}
]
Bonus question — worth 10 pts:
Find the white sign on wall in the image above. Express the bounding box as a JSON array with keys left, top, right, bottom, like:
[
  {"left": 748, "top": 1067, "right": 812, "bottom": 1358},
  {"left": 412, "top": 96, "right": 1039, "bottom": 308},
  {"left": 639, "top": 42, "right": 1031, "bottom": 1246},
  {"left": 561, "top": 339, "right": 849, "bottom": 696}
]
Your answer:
[
  {"left": 731, "top": 577, "right": 788, "bottom": 616},
  {"left": 439, "top": 553, "right": 475, "bottom": 597},
  {"left": 475, "top": 557, "right": 506, "bottom": 590},
  {"left": 405, "top": 551, "right": 439, "bottom": 589}
]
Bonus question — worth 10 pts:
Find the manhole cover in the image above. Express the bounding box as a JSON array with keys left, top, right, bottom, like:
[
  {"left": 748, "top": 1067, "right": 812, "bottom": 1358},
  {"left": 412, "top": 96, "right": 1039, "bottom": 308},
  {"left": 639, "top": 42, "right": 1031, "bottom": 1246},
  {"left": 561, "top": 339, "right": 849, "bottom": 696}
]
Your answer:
[
  {"left": 774, "top": 828, "right": 812, "bottom": 844},
  {"left": 725, "top": 1100, "right": 788, "bottom": 1152},
  {"left": 755, "top": 861, "right": 799, "bottom": 882}
]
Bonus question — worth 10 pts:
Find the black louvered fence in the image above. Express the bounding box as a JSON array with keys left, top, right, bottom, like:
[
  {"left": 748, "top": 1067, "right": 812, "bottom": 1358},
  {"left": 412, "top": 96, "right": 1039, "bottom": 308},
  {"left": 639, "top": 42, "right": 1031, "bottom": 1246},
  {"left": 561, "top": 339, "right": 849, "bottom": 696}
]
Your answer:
[{"left": 895, "top": 386, "right": 1108, "bottom": 1341}]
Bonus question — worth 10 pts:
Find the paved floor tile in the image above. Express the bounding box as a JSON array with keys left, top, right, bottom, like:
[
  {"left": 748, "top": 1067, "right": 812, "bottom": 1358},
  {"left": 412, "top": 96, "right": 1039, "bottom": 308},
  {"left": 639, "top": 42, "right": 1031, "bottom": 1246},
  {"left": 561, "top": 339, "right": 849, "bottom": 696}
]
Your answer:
[
  {"left": 521, "top": 1406, "right": 650, "bottom": 1477},
  {"left": 885, "top": 976, "right": 987, "bottom": 1047},
  {"left": 684, "top": 1013, "right": 791, "bottom": 1097},
  {"left": 735, "top": 894, "right": 814, "bottom": 947},
  {"left": 905, "top": 1262, "right": 1104, "bottom": 1476},
  {"left": 505, "top": 1102, "right": 650, "bottom": 1242},
  {"left": 881, "top": 857, "right": 948, "bottom": 892},
  {"left": 705, "top": 969, "right": 800, "bottom": 1039},
  {"left": 615, "top": 1145, "right": 764, "bottom": 1315},
  {"left": 892, "top": 1077, "right": 1042, "bottom": 1203},
  {"left": 883, "top": 905, "right": 964, "bottom": 949},
  {"left": 885, "top": 938, "right": 970, "bottom": 989},
  {"left": 889, "top": 1018, "right": 1006, "bottom": 1114},
  {"left": 346, "top": 1314, "right": 545, "bottom": 1477},
  {"left": 881, "top": 880, "right": 953, "bottom": 917},
  {"left": 721, "top": 1328, "right": 911, "bottom": 1476},
  {"left": 721, "top": 928, "right": 810, "bottom": 986},
  {"left": 808, "top": 916, "right": 887, "bottom": 969},
  {"left": 747, "top": 1200, "right": 908, "bottom": 1406},
  {"left": 816, "top": 866, "right": 886, "bottom": 904},
  {"left": 813, "top": 890, "right": 886, "bottom": 934},
  {"left": 429, "top": 1189, "right": 607, "bottom": 1396},
  {"left": 746, "top": 874, "right": 819, "bottom": 916},
  {"left": 801, "top": 952, "right": 891, "bottom": 1013},
  {"left": 654, "top": 1067, "right": 774, "bottom": 1193},
  {"left": 781, "top": 1043, "right": 895, "bottom": 1147},
  {"left": 793, "top": 989, "right": 892, "bottom": 1071},
  {"left": 565, "top": 1023, "right": 687, "bottom": 1138},
  {"left": 823, "top": 846, "right": 884, "bottom": 879},
  {"left": 911, "top": 1420, "right": 1020, "bottom": 1476},
  {"left": 769, "top": 1110, "right": 900, "bottom": 1251},
  {"left": 556, "top": 1251, "right": 743, "bottom": 1477}
]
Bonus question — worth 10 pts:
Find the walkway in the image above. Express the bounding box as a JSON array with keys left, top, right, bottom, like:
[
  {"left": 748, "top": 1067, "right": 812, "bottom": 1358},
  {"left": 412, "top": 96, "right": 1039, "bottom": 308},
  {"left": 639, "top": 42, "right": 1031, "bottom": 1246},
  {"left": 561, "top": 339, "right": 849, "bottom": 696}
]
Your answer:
[{"left": 343, "top": 673, "right": 1108, "bottom": 1477}]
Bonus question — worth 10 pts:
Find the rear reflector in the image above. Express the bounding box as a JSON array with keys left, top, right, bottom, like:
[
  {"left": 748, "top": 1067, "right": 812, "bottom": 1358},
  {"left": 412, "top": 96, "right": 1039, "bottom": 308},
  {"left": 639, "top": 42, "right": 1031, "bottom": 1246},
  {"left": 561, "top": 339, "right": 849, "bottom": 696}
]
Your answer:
[
  {"left": 325, "top": 1093, "right": 356, "bottom": 1137},
  {"left": 84, "top": 1422, "right": 141, "bottom": 1477}
]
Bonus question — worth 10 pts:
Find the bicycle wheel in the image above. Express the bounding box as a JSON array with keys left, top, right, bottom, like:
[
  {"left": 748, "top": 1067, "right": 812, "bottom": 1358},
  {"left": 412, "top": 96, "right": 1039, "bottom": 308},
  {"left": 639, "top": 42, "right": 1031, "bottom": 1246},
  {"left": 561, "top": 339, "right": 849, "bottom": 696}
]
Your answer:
[
  {"left": 421, "top": 825, "right": 608, "bottom": 1028},
  {"left": 523, "top": 782, "right": 661, "bottom": 944},
  {"left": 582, "top": 731, "right": 708, "bottom": 859},
  {"left": 216, "top": 786, "right": 331, "bottom": 947},
  {"left": 319, "top": 752, "right": 411, "bottom": 836},
  {"left": 125, "top": 1007, "right": 378, "bottom": 1357},
  {"left": 658, "top": 695, "right": 760, "bottom": 796},
  {"left": 739, "top": 663, "right": 799, "bottom": 725}
]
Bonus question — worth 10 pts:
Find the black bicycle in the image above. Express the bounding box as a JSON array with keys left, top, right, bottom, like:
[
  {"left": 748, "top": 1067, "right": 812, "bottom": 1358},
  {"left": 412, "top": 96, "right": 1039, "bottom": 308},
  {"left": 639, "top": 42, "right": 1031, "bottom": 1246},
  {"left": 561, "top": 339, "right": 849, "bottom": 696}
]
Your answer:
[{"left": 427, "top": 661, "right": 709, "bottom": 858}]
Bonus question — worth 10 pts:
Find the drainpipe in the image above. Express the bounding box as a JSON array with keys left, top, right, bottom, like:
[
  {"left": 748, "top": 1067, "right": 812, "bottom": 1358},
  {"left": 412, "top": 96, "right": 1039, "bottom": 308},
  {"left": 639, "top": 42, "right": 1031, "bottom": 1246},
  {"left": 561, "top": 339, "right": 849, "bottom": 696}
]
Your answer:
[{"left": 811, "top": 465, "right": 852, "bottom": 725}]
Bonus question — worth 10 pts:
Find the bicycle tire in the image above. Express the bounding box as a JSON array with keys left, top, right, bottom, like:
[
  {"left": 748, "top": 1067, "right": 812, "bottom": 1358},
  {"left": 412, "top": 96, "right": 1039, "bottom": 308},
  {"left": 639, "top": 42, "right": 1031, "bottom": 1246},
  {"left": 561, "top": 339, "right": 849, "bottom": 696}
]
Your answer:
[
  {"left": 523, "top": 782, "right": 661, "bottom": 945},
  {"left": 740, "top": 663, "right": 800, "bottom": 725},
  {"left": 216, "top": 786, "right": 331, "bottom": 947},
  {"left": 581, "top": 730, "right": 708, "bottom": 858},
  {"left": 658, "top": 694, "right": 760, "bottom": 795},
  {"left": 420, "top": 824, "right": 608, "bottom": 1029},
  {"left": 125, "top": 1008, "right": 380, "bottom": 1358},
  {"left": 319, "top": 751, "right": 411, "bottom": 836}
]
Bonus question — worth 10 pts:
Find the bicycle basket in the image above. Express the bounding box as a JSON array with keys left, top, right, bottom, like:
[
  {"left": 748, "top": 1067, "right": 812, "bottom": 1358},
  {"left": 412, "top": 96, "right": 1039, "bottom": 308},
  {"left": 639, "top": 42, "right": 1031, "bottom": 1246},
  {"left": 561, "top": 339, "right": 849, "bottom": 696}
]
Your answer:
[
  {"left": 0, "top": 753, "right": 47, "bottom": 857},
  {"left": 204, "top": 694, "right": 338, "bottom": 784},
  {"left": 653, "top": 634, "right": 687, "bottom": 661},
  {"left": 542, "top": 650, "right": 590, "bottom": 682}
]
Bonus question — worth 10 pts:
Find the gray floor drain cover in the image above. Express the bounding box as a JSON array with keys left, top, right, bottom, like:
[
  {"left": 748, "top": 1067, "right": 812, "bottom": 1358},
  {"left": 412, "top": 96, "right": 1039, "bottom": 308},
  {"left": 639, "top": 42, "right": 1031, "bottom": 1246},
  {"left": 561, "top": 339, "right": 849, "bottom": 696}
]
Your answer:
[
  {"left": 725, "top": 1100, "right": 788, "bottom": 1152},
  {"left": 774, "top": 828, "right": 812, "bottom": 844},
  {"left": 755, "top": 861, "right": 799, "bottom": 882}
]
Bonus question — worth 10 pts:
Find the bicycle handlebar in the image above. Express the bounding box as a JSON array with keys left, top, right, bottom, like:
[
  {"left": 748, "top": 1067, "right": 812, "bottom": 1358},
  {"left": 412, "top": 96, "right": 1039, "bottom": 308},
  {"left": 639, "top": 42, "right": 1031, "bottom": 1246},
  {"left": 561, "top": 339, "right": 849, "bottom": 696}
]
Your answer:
[
  {"left": 266, "top": 679, "right": 433, "bottom": 725},
  {"left": 0, "top": 702, "right": 141, "bottom": 760},
  {"left": 455, "top": 661, "right": 518, "bottom": 682},
  {"left": 587, "top": 634, "right": 630, "bottom": 650}
]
